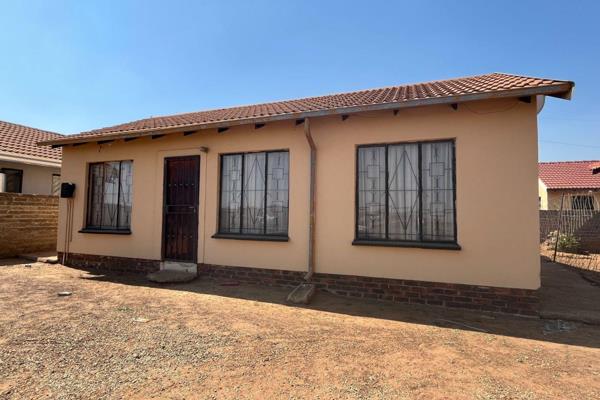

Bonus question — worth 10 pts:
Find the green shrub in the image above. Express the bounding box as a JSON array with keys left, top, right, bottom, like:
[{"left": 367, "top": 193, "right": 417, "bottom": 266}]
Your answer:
[{"left": 548, "top": 232, "right": 581, "bottom": 253}]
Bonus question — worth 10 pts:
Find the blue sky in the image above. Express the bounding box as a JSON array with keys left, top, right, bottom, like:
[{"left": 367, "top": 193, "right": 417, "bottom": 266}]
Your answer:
[{"left": 0, "top": 0, "right": 598, "bottom": 161}]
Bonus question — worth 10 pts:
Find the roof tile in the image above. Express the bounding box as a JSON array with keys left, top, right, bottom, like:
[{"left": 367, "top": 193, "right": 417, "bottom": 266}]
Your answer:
[
  {"left": 0, "top": 120, "right": 62, "bottom": 161},
  {"left": 41, "top": 72, "right": 573, "bottom": 145},
  {"left": 539, "top": 161, "right": 600, "bottom": 189}
]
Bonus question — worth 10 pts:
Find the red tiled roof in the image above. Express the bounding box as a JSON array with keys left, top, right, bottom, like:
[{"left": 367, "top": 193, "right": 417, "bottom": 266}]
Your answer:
[
  {"left": 539, "top": 161, "right": 600, "bottom": 189},
  {"left": 590, "top": 162, "right": 600, "bottom": 174},
  {"left": 39, "top": 72, "right": 574, "bottom": 146},
  {"left": 0, "top": 120, "right": 62, "bottom": 162}
]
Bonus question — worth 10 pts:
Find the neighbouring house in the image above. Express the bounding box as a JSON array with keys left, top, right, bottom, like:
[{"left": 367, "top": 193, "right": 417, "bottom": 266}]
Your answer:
[
  {"left": 40, "top": 73, "right": 574, "bottom": 315},
  {"left": 538, "top": 161, "right": 600, "bottom": 210},
  {"left": 0, "top": 121, "right": 62, "bottom": 257},
  {"left": 0, "top": 120, "right": 62, "bottom": 195}
]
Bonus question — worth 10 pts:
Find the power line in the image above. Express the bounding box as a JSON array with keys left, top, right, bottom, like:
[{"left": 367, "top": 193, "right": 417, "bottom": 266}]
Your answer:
[
  {"left": 539, "top": 139, "right": 600, "bottom": 149},
  {"left": 542, "top": 117, "right": 600, "bottom": 122}
]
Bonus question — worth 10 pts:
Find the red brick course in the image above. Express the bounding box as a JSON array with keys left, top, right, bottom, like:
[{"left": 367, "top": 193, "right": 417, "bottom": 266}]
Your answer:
[
  {"left": 200, "top": 264, "right": 539, "bottom": 316},
  {"left": 58, "top": 253, "right": 539, "bottom": 316},
  {"left": 58, "top": 252, "right": 159, "bottom": 274}
]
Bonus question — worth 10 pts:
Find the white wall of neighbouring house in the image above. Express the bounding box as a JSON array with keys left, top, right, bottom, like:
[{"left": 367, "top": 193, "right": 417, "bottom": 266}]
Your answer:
[
  {"left": 56, "top": 97, "right": 541, "bottom": 290},
  {"left": 0, "top": 160, "right": 60, "bottom": 195},
  {"left": 538, "top": 179, "right": 548, "bottom": 210}
]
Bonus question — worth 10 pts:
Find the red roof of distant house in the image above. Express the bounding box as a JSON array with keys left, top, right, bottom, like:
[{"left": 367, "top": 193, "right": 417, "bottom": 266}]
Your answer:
[
  {"left": 39, "top": 72, "right": 574, "bottom": 146},
  {"left": 539, "top": 161, "right": 600, "bottom": 189},
  {"left": 0, "top": 120, "right": 62, "bottom": 162}
]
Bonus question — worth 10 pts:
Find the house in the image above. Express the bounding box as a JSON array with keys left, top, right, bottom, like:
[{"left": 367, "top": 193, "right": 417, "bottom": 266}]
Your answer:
[
  {"left": 538, "top": 161, "right": 600, "bottom": 210},
  {"left": 39, "top": 73, "right": 574, "bottom": 315},
  {"left": 1, "top": 120, "right": 62, "bottom": 194}
]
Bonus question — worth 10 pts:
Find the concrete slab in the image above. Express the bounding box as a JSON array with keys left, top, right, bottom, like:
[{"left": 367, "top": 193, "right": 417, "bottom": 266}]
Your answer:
[
  {"left": 160, "top": 261, "right": 197, "bottom": 274},
  {"left": 540, "top": 260, "right": 600, "bottom": 325},
  {"left": 19, "top": 252, "right": 58, "bottom": 264},
  {"left": 147, "top": 270, "right": 197, "bottom": 284},
  {"left": 287, "top": 283, "right": 316, "bottom": 304}
]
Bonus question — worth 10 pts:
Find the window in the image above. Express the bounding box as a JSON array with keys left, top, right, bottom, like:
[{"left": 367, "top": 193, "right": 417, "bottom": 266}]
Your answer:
[
  {"left": 85, "top": 161, "right": 133, "bottom": 231},
  {"left": 0, "top": 168, "right": 23, "bottom": 193},
  {"left": 218, "top": 151, "right": 289, "bottom": 238},
  {"left": 355, "top": 140, "right": 457, "bottom": 246},
  {"left": 571, "top": 195, "right": 595, "bottom": 211},
  {"left": 51, "top": 174, "right": 61, "bottom": 196}
]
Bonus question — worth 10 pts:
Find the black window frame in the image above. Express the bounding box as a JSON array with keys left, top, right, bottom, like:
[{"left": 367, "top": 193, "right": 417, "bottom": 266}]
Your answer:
[
  {"left": 571, "top": 195, "right": 595, "bottom": 211},
  {"left": 0, "top": 168, "right": 23, "bottom": 193},
  {"left": 213, "top": 149, "right": 290, "bottom": 241},
  {"left": 353, "top": 139, "right": 460, "bottom": 250},
  {"left": 81, "top": 160, "right": 133, "bottom": 234}
]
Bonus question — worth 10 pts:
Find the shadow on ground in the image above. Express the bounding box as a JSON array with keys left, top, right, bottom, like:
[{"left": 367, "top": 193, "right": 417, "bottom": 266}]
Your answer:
[
  {"left": 540, "top": 258, "right": 600, "bottom": 324},
  {"left": 74, "top": 262, "right": 600, "bottom": 350},
  {"left": 0, "top": 258, "right": 32, "bottom": 267}
]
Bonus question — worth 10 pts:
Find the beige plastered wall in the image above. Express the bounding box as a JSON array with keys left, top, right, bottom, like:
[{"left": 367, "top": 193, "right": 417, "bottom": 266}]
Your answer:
[
  {"left": 57, "top": 97, "right": 540, "bottom": 289},
  {"left": 538, "top": 179, "right": 548, "bottom": 209},
  {"left": 546, "top": 189, "right": 600, "bottom": 210},
  {"left": 0, "top": 160, "right": 60, "bottom": 195}
]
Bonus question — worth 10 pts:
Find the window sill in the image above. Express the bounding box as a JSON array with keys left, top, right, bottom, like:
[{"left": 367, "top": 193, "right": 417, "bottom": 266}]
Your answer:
[
  {"left": 352, "top": 239, "right": 461, "bottom": 250},
  {"left": 212, "top": 233, "right": 289, "bottom": 242},
  {"left": 79, "top": 228, "right": 132, "bottom": 235}
]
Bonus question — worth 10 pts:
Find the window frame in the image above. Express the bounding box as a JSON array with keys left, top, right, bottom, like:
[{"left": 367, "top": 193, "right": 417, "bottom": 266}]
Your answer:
[
  {"left": 81, "top": 160, "right": 133, "bottom": 234},
  {"left": 0, "top": 168, "right": 23, "bottom": 193},
  {"left": 571, "top": 195, "right": 595, "bottom": 211},
  {"left": 353, "top": 139, "right": 460, "bottom": 250},
  {"left": 213, "top": 149, "right": 290, "bottom": 241},
  {"left": 51, "top": 174, "right": 61, "bottom": 196}
]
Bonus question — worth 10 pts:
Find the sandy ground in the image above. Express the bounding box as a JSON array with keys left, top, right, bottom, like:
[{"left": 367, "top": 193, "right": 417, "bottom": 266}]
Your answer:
[
  {"left": 1, "top": 260, "right": 599, "bottom": 400},
  {"left": 540, "top": 246, "right": 600, "bottom": 272}
]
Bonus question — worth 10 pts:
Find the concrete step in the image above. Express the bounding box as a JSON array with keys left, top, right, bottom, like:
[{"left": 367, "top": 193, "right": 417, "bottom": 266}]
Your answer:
[
  {"left": 160, "top": 261, "right": 197, "bottom": 274},
  {"left": 147, "top": 270, "right": 197, "bottom": 284}
]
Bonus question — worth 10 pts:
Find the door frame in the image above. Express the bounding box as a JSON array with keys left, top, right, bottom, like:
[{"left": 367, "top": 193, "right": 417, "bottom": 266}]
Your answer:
[{"left": 161, "top": 155, "right": 201, "bottom": 263}]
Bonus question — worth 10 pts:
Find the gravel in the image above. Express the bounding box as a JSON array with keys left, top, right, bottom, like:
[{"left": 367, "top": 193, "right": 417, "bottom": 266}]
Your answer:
[
  {"left": 1, "top": 299, "right": 230, "bottom": 399},
  {"left": 1, "top": 260, "right": 599, "bottom": 399}
]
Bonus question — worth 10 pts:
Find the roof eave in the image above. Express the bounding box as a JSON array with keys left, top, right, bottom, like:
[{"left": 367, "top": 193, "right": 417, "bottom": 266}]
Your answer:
[
  {"left": 548, "top": 84, "right": 574, "bottom": 100},
  {"left": 0, "top": 151, "right": 61, "bottom": 168},
  {"left": 546, "top": 187, "right": 600, "bottom": 190},
  {"left": 39, "top": 82, "right": 574, "bottom": 147}
]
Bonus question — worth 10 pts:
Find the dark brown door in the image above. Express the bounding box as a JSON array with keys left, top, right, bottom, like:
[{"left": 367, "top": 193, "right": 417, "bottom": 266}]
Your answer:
[{"left": 162, "top": 156, "right": 200, "bottom": 262}]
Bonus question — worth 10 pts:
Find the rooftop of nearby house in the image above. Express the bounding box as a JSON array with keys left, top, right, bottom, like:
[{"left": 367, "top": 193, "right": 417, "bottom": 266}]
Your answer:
[
  {"left": 539, "top": 160, "right": 600, "bottom": 189},
  {"left": 0, "top": 120, "right": 62, "bottom": 164},
  {"left": 39, "top": 72, "right": 574, "bottom": 146}
]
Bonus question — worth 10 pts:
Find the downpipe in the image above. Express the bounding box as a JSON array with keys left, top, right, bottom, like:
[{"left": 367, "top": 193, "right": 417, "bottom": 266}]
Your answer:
[{"left": 304, "top": 118, "right": 316, "bottom": 281}]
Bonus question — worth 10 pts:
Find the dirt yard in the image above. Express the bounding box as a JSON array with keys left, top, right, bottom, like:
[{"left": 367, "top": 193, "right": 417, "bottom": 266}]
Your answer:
[
  {"left": 540, "top": 245, "right": 600, "bottom": 272},
  {"left": 1, "top": 260, "right": 599, "bottom": 400}
]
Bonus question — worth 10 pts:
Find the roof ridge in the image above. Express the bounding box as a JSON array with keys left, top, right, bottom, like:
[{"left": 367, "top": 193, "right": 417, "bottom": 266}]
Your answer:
[
  {"left": 39, "top": 72, "right": 575, "bottom": 145},
  {"left": 493, "top": 71, "right": 575, "bottom": 85},
  {"left": 92, "top": 73, "right": 533, "bottom": 128}
]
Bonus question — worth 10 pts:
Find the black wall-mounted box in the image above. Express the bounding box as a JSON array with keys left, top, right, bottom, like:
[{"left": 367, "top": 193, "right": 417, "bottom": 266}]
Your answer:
[{"left": 60, "top": 182, "right": 76, "bottom": 198}]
